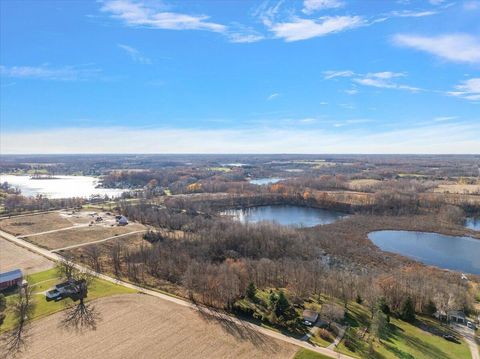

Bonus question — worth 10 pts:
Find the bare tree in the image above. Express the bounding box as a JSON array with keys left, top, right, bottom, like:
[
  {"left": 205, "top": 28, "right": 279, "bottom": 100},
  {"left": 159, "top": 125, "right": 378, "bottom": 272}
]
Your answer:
[
  {"left": 4, "top": 284, "right": 35, "bottom": 356},
  {"left": 321, "top": 303, "right": 345, "bottom": 329},
  {"left": 60, "top": 271, "right": 100, "bottom": 331}
]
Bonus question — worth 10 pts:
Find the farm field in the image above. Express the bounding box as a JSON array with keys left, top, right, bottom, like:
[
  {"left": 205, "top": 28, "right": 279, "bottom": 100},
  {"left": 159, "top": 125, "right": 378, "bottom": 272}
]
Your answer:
[
  {"left": 0, "top": 212, "right": 73, "bottom": 236},
  {"left": 24, "top": 222, "right": 147, "bottom": 250},
  {"left": 0, "top": 237, "right": 54, "bottom": 274},
  {"left": 10, "top": 294, "right": 298, "bottom": 359}
]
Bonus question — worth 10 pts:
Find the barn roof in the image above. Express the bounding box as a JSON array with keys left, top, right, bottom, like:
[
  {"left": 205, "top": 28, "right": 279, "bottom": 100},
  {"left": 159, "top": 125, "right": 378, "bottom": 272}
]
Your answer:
[{"left": 0, "top": 269, "right": 23, "bottom": 283}]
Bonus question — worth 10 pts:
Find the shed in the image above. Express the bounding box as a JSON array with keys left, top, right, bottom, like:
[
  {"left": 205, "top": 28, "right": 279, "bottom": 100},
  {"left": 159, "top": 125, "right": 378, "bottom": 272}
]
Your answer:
[
  {"left": 0, "top": 269, "right": 23, "bottom": 291},
  {"left": 447, "top": 310, "right": 466, "bottom": 324}
]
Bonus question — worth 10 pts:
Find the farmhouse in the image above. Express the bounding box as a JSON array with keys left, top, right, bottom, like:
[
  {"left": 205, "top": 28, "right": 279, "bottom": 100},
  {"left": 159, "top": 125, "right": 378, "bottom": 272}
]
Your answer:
[
  {"left": 434, "top": 310, "right": 467, "bottom": 324},
  {"left": 0, "top": 268, "right": 23, "bottom": 291},
  {"left": 302, "top": 309, "right": 319, "bottom": 326}
]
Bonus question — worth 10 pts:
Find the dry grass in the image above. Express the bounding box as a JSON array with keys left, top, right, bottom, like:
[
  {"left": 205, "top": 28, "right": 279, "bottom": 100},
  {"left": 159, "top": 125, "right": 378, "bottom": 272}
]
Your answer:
[
  {"left": 434, "top": 184, "right": 480, "bottom": 195},
  {"left": 26, "top": 222, "right": 147, "bottom": 250},
  {"left": 11, "top": 294, "right": 297, "bottom": 359},
  {"left": 348, "top": 179, "right": 381, "bottom": 191},
  {"left": 0, "top": 212, "right": 72, "bottom": 236},
  {"left": 0, "top": 237, "right": 54, "bottom": 274}
]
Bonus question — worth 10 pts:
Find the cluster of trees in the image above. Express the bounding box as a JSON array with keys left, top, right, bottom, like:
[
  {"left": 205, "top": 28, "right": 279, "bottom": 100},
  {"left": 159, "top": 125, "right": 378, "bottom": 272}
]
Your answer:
[{"left": 1, "top": 193, "right": 86, "bottom": 214}]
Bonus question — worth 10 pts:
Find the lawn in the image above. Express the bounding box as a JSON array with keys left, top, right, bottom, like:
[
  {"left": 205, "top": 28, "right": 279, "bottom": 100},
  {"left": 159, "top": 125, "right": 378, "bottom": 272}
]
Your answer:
[
  {"left": 0, "top": 268, "right": 136, "bottom": 333},
  {"left": 335, "top": 302, "right": 472, "bottom": 359},
  {"left": 293, "top": 348, "right": 332, "bottom": 359}
]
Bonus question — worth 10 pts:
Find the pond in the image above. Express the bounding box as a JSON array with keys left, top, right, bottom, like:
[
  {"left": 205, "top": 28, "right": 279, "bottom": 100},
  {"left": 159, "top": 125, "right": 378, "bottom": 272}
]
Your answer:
[
  {"left": 369, "top": 230, "right": 480, "bottom": 275},
  {"left": 249, "top": 178, "right": 283, "bottom": 185},
  {"left": 0, "top": 174, "right": 126, "bottom": 199},
  {"left": 222, "top": 205, "right": 347, "bottom": 227},
  {"left": 466, "top": 217, "right": 480, "bottom": 231}
]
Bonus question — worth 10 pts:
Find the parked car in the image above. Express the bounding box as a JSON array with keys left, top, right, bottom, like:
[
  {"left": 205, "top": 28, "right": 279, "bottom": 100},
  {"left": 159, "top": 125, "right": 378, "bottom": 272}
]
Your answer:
[
  {"left": 443, "top": 334, "right": 456, "bottom": 342},
  {"left": 45, "top": 288, "right": 63, "bottom": 301},
  {"left": 467, "top": 321, "right": 476, "bottom": 330}
]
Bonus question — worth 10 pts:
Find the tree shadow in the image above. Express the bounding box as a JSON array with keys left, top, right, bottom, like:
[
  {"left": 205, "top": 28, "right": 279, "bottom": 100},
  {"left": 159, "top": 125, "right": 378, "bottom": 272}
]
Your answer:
[{"left": 193, "top": 303, "right": 281, "bottom": 353}]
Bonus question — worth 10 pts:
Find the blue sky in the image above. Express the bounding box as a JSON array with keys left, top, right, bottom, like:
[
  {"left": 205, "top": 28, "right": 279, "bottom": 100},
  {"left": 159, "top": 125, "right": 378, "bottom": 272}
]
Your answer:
[{"left": 1, "top": 0, "right": 479, "bottom": 154}]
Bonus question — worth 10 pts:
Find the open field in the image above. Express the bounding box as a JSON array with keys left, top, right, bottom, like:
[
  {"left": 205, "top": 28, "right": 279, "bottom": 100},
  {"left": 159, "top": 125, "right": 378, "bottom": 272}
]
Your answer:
[
  {"left": 0, "top": 237, "right": 54, "bottom": 274},
  {"left": 0, "top": 212, "right": 73, "bottom": 236},
  {"left": 434, "top": 184, "right": 480, "bottom": 195},
  {"left": 1, "top": 268, "right": 136, "bottom": 333},
  {"left": 10, "top": 294, "right": 298, "bottom": 359},
  {"left": 24, "top": 222, "right": 147, "bottom": 250}
]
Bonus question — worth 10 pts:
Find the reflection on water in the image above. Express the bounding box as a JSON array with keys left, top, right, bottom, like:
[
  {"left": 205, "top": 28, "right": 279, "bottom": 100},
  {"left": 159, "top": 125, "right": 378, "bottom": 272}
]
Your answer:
[
  {"left": 222, "top": 205, "right": 347, "bottom": 227},
  {"left": 249, "top": 178, "right": 283, "bottom": 185},
  {"left": 466, "top": 217, "right": 480, "bottom": 231},
  {"left": 0, "top": 175, "right": 126, "bottom": 199},
  {"left": 369, "top": 230, "right": 480, "bottom": 275}
]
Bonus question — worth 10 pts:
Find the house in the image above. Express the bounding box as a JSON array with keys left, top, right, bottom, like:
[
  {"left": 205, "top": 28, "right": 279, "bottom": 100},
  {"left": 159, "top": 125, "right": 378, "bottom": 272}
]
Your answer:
[
  {"left": 0, "top": 269, "right": 23, "bottom": 291},
  {"left": 117, "top": 215, "right": 128, "bottom": 226},
  {"left": 302, "top": 309, "right": 319, "bottom": 326},
  {"left": 448, "top": 310, "right": 466, "bottom": 324}
]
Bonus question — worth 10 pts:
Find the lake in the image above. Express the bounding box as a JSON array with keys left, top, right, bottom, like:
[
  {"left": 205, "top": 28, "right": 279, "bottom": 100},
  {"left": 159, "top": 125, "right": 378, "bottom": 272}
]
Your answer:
[
  {"left": 0, "top": 174, "right": 126, "bottom": 199},
  {"left": 222, "top": 205, "right": 347, "bottom": 227},
  {"left": 249, "top": 178, "right": 283, "bottom": 185},
  {"left": 369, "top": 230, "right": 480, "bottom": 275},
  {"left": 466, "top": 217, "right": 480, "bottom": 231}
]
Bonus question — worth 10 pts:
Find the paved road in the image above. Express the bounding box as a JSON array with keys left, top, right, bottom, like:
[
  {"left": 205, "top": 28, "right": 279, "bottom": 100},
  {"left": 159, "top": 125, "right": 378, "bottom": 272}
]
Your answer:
[
  {"left": 0, "top": 228, "right": 354, "bottom": 359},
  {"left": 453, "top": 323, "right": 479, "bottom": 359}
]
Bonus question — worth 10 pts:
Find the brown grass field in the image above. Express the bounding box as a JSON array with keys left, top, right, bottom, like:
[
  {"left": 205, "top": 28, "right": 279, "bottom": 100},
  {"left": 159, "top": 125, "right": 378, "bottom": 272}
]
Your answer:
[
  {"left": 0, "top": 237, "right": 54, "bottom": 274},
  {"left": 0, "top": 212, "right": 73, "bottom": 236},
  {"left": 25, "top": 222, "right": 147, "bottom": 250},
  {"left": 11, "top": 294, "right": 297, "bottom": 359}
]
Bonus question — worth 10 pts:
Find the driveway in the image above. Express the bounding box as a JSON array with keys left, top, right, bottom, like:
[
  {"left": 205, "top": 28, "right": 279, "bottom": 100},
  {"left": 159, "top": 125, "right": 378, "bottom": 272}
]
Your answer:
[{"left": 453, "top": 323, "right": 479, "bottom": 359}]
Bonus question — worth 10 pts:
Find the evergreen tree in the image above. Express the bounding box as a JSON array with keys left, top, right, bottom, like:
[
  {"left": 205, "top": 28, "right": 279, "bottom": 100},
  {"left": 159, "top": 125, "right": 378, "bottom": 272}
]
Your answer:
[
  {"left": 275, "top": 290, "right": 290, "bottom": 317},
  {"left": 376, "top": 297, "right": 391, "bottom": 322},
  {"left": 246, "top": 282, "right": 257, "bottom": 300},
  {"left": 371, "top": 308, "right": 389, "bottom": 342},
  {"left": 400, "top": 296, "right": 416, "bottom": 323}
]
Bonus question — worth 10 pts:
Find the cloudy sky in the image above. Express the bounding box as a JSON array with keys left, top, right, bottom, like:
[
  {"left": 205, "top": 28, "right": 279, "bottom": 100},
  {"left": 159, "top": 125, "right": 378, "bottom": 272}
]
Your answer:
[{"left": 1, "top": 0, "right": 479, "bottom": 154}]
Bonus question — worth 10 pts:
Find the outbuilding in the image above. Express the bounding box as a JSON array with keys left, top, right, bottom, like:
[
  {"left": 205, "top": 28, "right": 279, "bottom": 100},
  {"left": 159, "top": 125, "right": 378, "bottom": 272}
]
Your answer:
[{"left": 0, "top": 269, "right": 23, "bottom": 291}]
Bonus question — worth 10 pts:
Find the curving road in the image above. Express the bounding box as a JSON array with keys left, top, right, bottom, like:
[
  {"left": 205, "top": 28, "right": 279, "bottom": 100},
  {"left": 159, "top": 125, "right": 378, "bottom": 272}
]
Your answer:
[{"left": 0, "top": 228, "right": 354, "bottom": 359}]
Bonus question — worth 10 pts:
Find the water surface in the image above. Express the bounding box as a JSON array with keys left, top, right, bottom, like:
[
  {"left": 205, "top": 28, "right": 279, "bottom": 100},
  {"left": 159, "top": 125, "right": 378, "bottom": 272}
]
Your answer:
[
  {"left": 369, "top": 230, "right": 480, "bottom": 274},
  {"left": 466, "top": 217, "right": 480, "bottom": 231},
  {"left": 222, "top": 205, "right": 347, "bottom": 227},
  {"left": 0, "top": 175, "right": 126, "bottom": 199},
  {"left": 249, "top": 178, "right": 283, "bottom": 185}
]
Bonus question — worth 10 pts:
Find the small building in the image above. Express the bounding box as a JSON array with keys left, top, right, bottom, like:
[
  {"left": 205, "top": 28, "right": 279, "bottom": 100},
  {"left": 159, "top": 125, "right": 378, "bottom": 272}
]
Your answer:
[
  {"left": 0, "top": 269, "right": 23, "bottom": 291},
  {"left": 117, "top": 216, "right": 128, "bottom": 226},
  {"left": 448, "top": 310, "right": 466, "bottom": 324},
  {"left": 302, "top": 309, "right": 319, "bottom": 326}
]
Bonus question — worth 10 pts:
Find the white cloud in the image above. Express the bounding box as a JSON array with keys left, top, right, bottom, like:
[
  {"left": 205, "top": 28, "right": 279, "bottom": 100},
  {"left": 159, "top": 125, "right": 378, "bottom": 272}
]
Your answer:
[
  {"left": 393, "top": 33, "right": 480, "bottom": 64},
  {"left": 344, "top": 89, "right": 358, "bottom": 95},
  {"left": 227, "top": 32, "right": 265, "bottom": 43},
  {"left": 463, "top": 1, "right": 480, "bottom": 10},
  {"left": 2, "top": 123, "right": 478, "bottom": 154},
  {"left": 118, "top": 44, "right": 152, "bottom": 64},
  {"left": 0, "top": 65, "right": 100, "bottom": 81},
  {"left": 433, "top": 116, "right": 458, "bottom": 122},
  {"left": 101, "top": 0, "right": 226, "bottom": 33},
  {"left": 268, "top": 16, "right": 365, "bottom": 42},
  {"left": 303, "top": 0, "right": 344, "bottom": 14},
  {"left": 429, "top": 0, "right": 445, "bottom": 4},
  {"left": 324, "top": 70, "right": 420, "bottom": 92},
  {"left": 323, "top": 70, "right": 354, "bottom": 79},
  {"left": 390, "top": 10, "right": 438, "bottom": 17},
  {"left": 448, "top": 78, "right": 480, "bottom": 101},
  {"left": 267, "top": 93, "right": 280, "bottom": 100}
]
